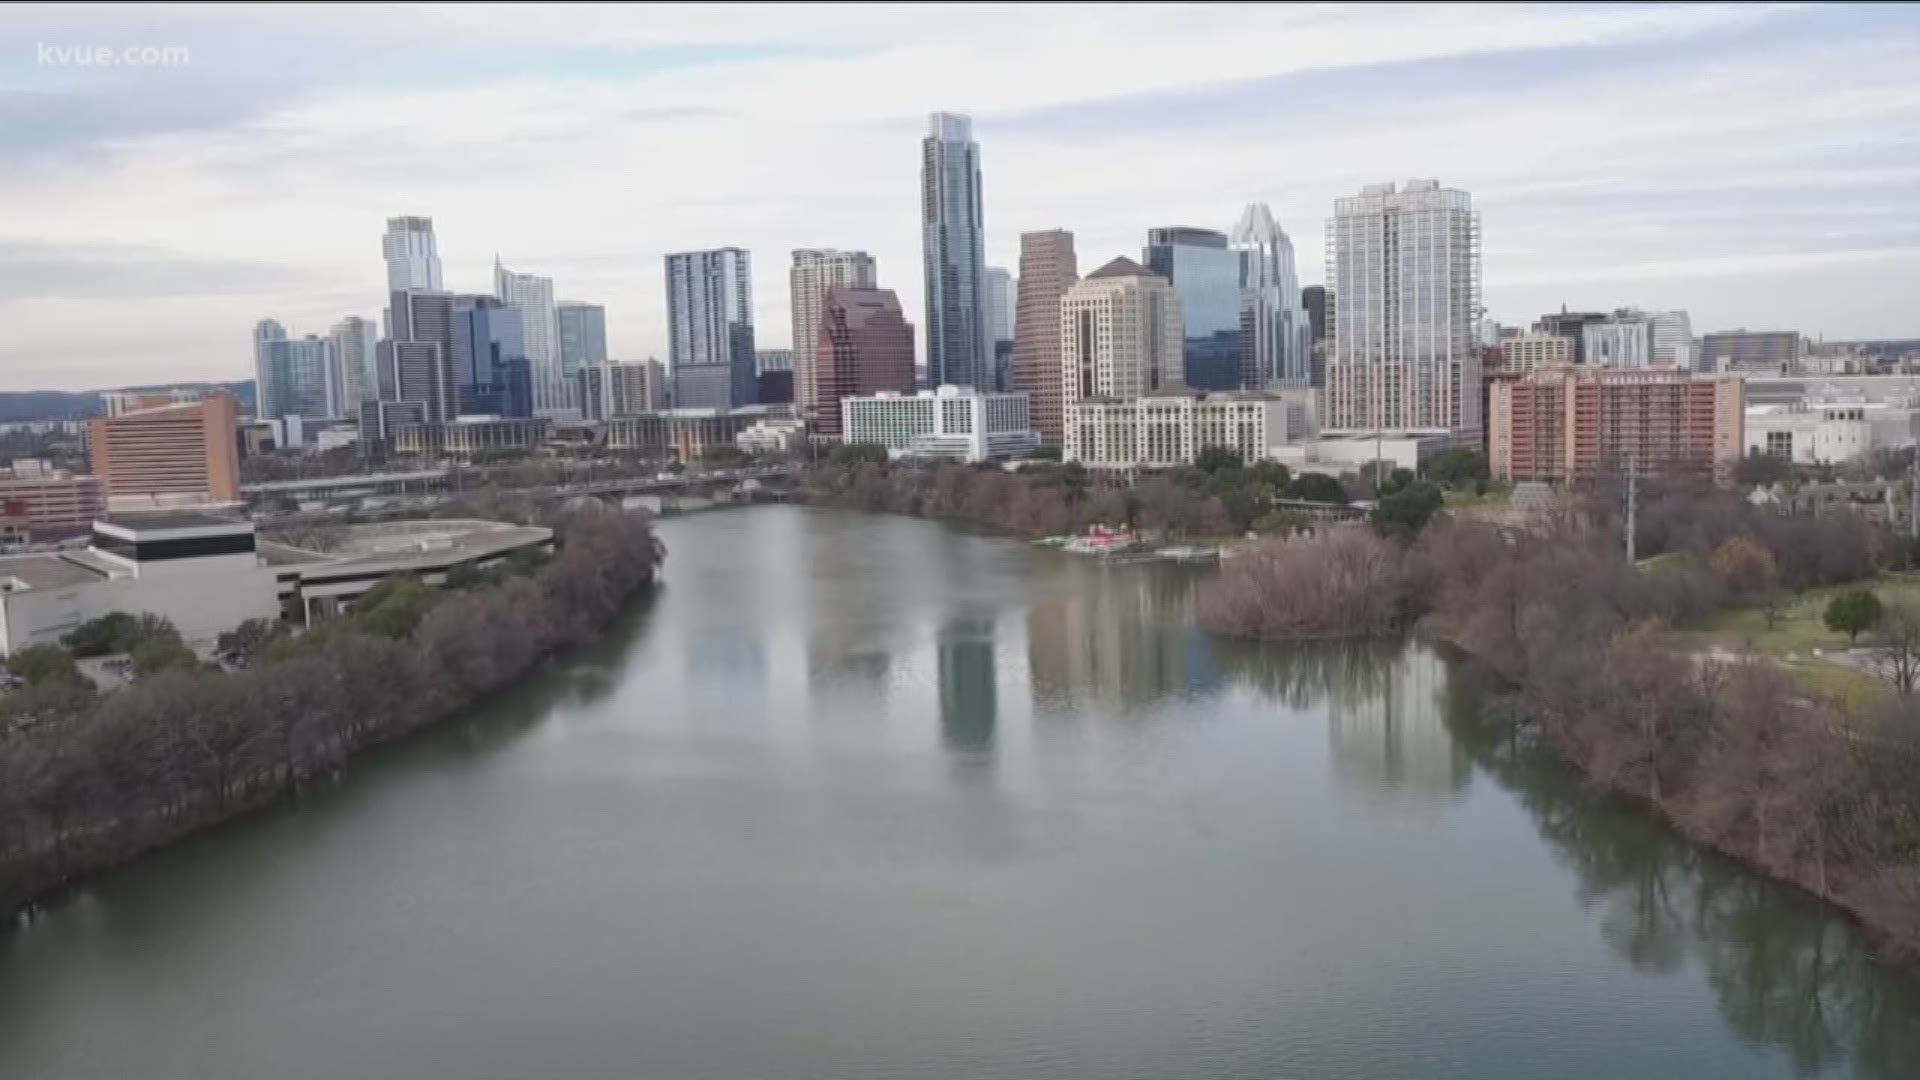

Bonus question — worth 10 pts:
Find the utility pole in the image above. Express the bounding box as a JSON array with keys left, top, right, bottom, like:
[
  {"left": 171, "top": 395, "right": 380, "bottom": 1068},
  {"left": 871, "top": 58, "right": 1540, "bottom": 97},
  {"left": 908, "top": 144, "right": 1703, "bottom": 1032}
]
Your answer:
[{"left": 1625, "top": 454, "right": 1637, "bottom": 565}]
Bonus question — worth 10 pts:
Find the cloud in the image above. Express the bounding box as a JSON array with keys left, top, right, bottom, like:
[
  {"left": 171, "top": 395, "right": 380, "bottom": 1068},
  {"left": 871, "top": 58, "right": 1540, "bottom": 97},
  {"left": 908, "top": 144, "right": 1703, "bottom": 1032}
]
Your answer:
[{"left": 0, "top": 2, "right": 1916, "bottom": 390}]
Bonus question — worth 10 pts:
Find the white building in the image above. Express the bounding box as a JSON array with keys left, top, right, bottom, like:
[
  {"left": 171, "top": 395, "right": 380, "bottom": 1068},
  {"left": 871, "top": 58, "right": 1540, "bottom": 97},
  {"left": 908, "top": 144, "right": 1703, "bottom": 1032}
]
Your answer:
[
  {"left": 790, "top": 249, "right": 878, "bottom": 413},
  {"left": 1324, "top": 180, "right": 1482, "bottom": 440},
  {"left": 1745, "top": 402, "right": 1920, "bottom": 465},
  {"left": 1066, "top": 392, "right": 1310, "bottom": 470},
  {"left": 841, "top": 386, "right": 1040, "bottom": 463},
  {"left": 1650, "top": 309, "right": 1693, "bottom": 369},
  {"left": 494, "top": 259, "right": 566, "bottom": 416},
  {"left": 382, "top": 215, "right": 443, "bottom": 291},
  {"left": 0, "top": 512, "right": 280, "bottom": 656},
  {"left": 736, "top": 418, "right": 807, "bottom": 456},
  {"left": 1058, "top": 256, "right": 1184, "bottom": 445},
  {"left": 1583, "top": 313, "right": 1653, "bottom": 369}
]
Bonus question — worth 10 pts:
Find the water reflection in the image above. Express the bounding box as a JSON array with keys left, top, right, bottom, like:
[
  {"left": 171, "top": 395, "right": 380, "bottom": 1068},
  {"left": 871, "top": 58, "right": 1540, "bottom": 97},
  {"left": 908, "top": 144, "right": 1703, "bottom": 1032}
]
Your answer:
[
  {"left": 1025, "top": 562, "right": 1220, "bottom": 710},
  {"left": 937, "top": 616, "right": 996, "bottom": 753},
  {"left": 1440, "top": 665, "right": 1920, "bottom": 1079}
]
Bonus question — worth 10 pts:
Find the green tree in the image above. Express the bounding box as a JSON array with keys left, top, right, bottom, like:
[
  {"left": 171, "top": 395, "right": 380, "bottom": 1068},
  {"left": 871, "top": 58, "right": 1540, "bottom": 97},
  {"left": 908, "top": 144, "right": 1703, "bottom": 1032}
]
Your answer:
[
  {"left": 216, "top": 618, "right": 286, "bottom": 659},
  {"left": 1424, "top": 447, "right": 1489, "bottom": 487},
  {"left": 130, "top": 634, "right": 198, "bottom": 678},
  {"left": 1824, "top": 589, "right": 1883, "bottom": 644},
  {"left": 1194, "top": 445, "right": 1244, "bottom": 474},
  {"left": 1248, "top": 458, "right": 1291, "bottom": 492},
  {"left": 1283, "top": 473, "right": 1348, "bottom": 505},
  {"left": 1370, "top": 481, "right": 1445, "bottom": 539},
  {"left": 828, "top": 443, "right": 890, "bottom": 468},
  {"left": 63, "top": 611, "right": 141, "bottom": 657},
  {"left": 7, "top": 643, "right": 84, "bottom": 688},
  {"left": 351, "top": 576, "right": 434, "bottom": 638}
]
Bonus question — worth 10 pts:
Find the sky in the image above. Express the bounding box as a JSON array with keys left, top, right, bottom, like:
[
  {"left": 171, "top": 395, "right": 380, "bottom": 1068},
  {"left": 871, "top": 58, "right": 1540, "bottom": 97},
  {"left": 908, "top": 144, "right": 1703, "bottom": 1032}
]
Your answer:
[{"left": 1, "top": 2, "right": 1917, "bottom": 391}]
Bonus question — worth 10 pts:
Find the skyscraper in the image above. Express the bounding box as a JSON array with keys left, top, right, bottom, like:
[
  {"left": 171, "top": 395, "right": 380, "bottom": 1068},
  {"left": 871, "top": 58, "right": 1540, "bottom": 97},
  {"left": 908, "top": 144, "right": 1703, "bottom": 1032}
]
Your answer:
[
  {"left": 665, "top": 247, "right": 756, "bottom": 410},
  {"left": 1325, "top": 180, "right": 1482, "bottom": 438},
  {"left": 453, "top": 295, "right": 533, "bottom": 418},
  {"left": 790, "top": 249, "right": 877, "bottom": 414},
  {"left": 985, "top": 267, "right": 1016, "bottom": 344},
  {"left": 382, "top": 215, "right": 443, "bottom": 291},
  {"left": 815, "top": 287, "right": 916, "bottom": 439},
  {"left": 921, "top": 112, "right": 990, "bottom": 390},
  {"left": 329, "top": 315, "right": 378, "bottom": 415},
  {"left": 1143, "top": 227, "right": 1241, "bottom": 390},
  {"left": 253, "top": 319, "right": 336, "bottom": 423},
  {"left": 493, "top": 260, "right": 565, "bottom": 415},
  {"left": 383, "top": 289, "right": 457, "bottom": 424},
  {"left": 1059, "top": 257, "right": 1183, "bottom": 462},
  {"left": 556, "top": 302, "right": 608, "bottom": 383},
  {"left": 1650, "top": 309, "right": 1694, "bottom": 369},
  {"left": 1229, "top": 203, "right": 1311, "bottom": 389},
  {"left": 1010, "top": 229, "right": 1077, "bottom": 446}
]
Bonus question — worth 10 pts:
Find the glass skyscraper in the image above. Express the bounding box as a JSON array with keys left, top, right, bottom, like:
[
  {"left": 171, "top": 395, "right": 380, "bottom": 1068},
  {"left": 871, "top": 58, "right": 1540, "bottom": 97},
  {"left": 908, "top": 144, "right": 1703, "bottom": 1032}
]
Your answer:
[
  {"left": 665, "top": 247, "right": 756, "bottom": 410},
  {"left": 254, "top": 318, "right": 337, "bottom": 422},
  {"left": 557, "top": 302, "right": 608, "bottom": 383},
  {"left": 453, "top": 295, "right": 533, "bottom": 418},
  {"left": 1230, "top": 203, "right": 1312, "bottom": 389},
  {"left": 1143, "top": 227, "right": 1241, "bottom": 391},
  {"left": 921, "top": 112, "right": 990, "bottom": 390}
]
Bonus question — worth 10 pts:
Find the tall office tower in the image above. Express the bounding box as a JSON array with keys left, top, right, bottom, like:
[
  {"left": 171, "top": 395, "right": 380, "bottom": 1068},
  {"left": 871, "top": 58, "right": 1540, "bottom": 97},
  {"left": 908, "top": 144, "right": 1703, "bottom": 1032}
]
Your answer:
[
  {"left": 1059, "top": 257, "right": 1183, "bottom": 460},
  {"left": 1324, "top": 180, "right": 1482, "bottom": 438},
  {"left": 1302, "top": 285, "right": 1330, "bottom": 388},
  {"left": 384, "top": 289, "right": 458, "bottom": 423},
  {"left": 1010, "top": 230, "right": 1077, "bottom": 445},
  {"left": 1229, "top": 203, "right": 1311, "bottom": 389},
  {"left": 87, "top": 393, "right": 242, "bottom": 508},
  {"left": 1533, "top": 308, "right": 1610, "bottom": 363},
  {"left": 253, "top": 319, "right": 336, "bottom": 423},
  {"left": 1649, "top": 309, "right": 1694, "bottom": 369},
  {"left": 556, "top": 302, "right": 608, "bottom": 385},
  {"left": 921, "top": 112, "right": 990, "bottom": 390},
  {"left": 1582, "top": 311, "right": 1653, "bottom": 369},
  {"left": 665, "top": 247, "right": 756, "bottom": 410},
  {"left": 1142, "top": 227, "right": 1240, "bottom": 390},
  {"left": 329, "top": 316, "right": 379, "bottom": 415},
  {"left": 985, "top": 267, "right": 1017, "bottom": 344},
  {"left": 814, "top": 287, "right": 916, "bottom": 439},
  {"left": 453, "top": 295, "right": 533, "bottom": 418},
  {"left": 382, "top": 215, "right": 443, "bottom": 291},
  {"left": 493, "top": 260, "right": 565, "bottom": 414},
  {"left": 790, "top": 249, "right": 877, "bottom": 413}
]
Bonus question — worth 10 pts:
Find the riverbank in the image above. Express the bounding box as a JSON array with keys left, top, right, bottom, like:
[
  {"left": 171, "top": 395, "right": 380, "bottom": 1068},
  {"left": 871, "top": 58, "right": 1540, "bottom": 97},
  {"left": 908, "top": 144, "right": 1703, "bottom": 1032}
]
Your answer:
[
  {"left": 1200, "top": 511, "right": 1920, "bottom": 969},
  {"left": 0, "top": 506, "right": 664, "bottom": 925}
]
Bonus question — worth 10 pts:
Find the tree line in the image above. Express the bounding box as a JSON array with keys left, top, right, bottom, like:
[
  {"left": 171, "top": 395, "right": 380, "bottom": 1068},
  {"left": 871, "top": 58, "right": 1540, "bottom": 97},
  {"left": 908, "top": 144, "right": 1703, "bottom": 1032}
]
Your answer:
[
  {"left": 1200, "top": 479, "right": 1920, "bottom": 965},
  {"left": 0, "top": 502, "right": 663, "bottom": 923}
]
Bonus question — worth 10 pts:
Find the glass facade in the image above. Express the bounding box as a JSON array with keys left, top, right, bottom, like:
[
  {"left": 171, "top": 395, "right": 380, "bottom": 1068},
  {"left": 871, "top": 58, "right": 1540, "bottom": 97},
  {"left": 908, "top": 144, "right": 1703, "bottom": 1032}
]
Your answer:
[
  {"left": 1229, "top": 203, "right": 1312, "bottom": 390},
  {"left": 1144, "top": 228, "right": 1242, "bottom": 392},
  {"left": 557, "top": 302, "right": 608, "bottom": 381},
  {"left": 921, "top": 112, "right": 990, "bottom": 390},
  {"left": 453, "top": 295, "right": 533, "bottom": 418},
  {"left": 666, "top": 248, "right": 757, "bottom": 410}
]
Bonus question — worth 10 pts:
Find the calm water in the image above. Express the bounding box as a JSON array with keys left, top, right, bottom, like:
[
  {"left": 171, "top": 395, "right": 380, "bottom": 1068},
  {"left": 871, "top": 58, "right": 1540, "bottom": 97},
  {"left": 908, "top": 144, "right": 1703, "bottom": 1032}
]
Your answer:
[{"left": 2, "top": 505, "right": 1917, "bottom": 1079}]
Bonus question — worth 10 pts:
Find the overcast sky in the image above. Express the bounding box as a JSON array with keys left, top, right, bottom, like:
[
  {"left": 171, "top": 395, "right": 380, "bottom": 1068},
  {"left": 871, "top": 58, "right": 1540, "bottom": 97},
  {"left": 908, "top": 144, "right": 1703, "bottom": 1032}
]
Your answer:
[{"left": 2, "top": 2, "right": 1917, "bottom": 391}]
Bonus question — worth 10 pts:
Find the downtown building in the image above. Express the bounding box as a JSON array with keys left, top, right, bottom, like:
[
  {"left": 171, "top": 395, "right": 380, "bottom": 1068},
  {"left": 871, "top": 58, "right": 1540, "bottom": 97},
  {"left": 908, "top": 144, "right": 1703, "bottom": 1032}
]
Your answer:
[
  {"left": 1068, "top": 392, "right": 1312, "bottom": 471},
  {"left": 1058, "top": 257, "right": 1188, "bottom": 465},
  {"left": 666, "top": 247, "right": 757, "bottom": 411},
  {"left": 253, "top": 319, "right": 338, "bottom": 425},
  {"left": 1699, "top": 329, "right": 1803, "bottom": 375},
  {"left": 814, "top": 287, "right": 916, "bottom": 439},
  {"left": 382, "top": 215, "right": 443, "bottom": 291},
  {"left": 841, "top": 385, "right": 1039, "bottom": 463},
  {"left": 1010, "top": 229, "right": 1078, "bottom": 446},
  {"left": 1229, "top": 203, "right": 1312, "bottom": 390},
  {"left": 1488, "top": 366, "right": 1744, "bottom": 484},
  {"left": 578, "top": 360, "right": 669, "bottom": 421},
  {"left": 789, "top": 249, "right": 878, "bottom": 415},
  {"left": 922, "top": 112, "right": 991, "bottom": 390},
  {"left": 452, "top": 295, "right": 534, "bottom": 418},
  {"left": 1143, "top": 227, "right": 1241, "bottom": 391},
  {"left": 557, "top": 302, "right": 608, "bottom": 386},
  {"left": 1498, "top": 333, "right": 1575, "bottom": 373},
  {"left": 87, "top": 393, "right": 243, "bottom": 509},
  {"left": 330, "top": 316, "right": 379, "bottom": 416},
  {"left": 494, "top": 259, "right": 568, "bottom": 415},
  {"left": 1324, "top": 180, "right": 1483, "bottom": 443}
]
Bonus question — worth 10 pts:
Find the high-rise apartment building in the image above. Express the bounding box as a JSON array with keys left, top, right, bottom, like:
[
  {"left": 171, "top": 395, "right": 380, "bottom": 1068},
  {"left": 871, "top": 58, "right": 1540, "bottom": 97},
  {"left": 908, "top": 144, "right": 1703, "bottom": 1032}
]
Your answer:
[
  {"left": 666, "top": 248, "right": 756, "bottom": 411},
  {"left": 1143, "top": 227, "right": 1240, "bottom": 391},
  {"left": 578, "top": 360, "right": 668, "bottom": 421},
  {"left": 494, "top": 260, "right": 565, "bottom": 414},
  {"left": 1583, "top": 312, "right": 1653, "bottom": 369},
  {"left": 814, "top": 287, "right": 917, "bottom": 439},
  {"left": 557, "top": 302, "right": 608, "bottom": 383},
  {"left": 921, "top": 112, "right": 990, "bottom": 390},
  {"left": 1010, "top": 230, "right": 1077, "bottom": 445},
  {"left": 1699, "top": 329, "right": 1802, "bottom": 375},
  {"left": 1325, "top": 180, "right": 1482, "bottom": 439},
  {"left": 329, "top": 316, "right": 378, "bottom": 415},
  {"left": 1230, "top": 203, "right": 1312, "bottom": 390},
  {"left": 253, "top": 319, "right": 337, "bottom": 423},
  {"left": 789, "top": 249, "right": 877, "bottom": 414},
  {"left": 88, "top": 393, "right": 242, "bottom": 508},
  {"left": 453, "top": 295, "right": 532, "bottom": 418},
  {"left": 1488, "top": 367, "right": 1744, "bottom": 484},
  {"left": 382, "top": 215, "right": 443, "bottom": 291},
  {"left": 1650, "top": 310, "right": 1694, "bottom": 369},
  {"left": 1060, "top": 258, "right": 1183, "bottom": 462}
]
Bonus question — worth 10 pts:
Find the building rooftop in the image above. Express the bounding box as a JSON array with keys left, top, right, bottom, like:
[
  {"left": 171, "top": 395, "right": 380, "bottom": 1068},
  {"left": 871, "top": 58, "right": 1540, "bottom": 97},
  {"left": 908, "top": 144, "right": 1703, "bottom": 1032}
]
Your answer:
[
  {"left": 0, "top": 553, "right": 108, "bottom": 591},
  {"left": 99, "top": 510, "right": 250, "bottom": 532},
  {"left": 268, "top": 518, "right": 554, "bottom": 580},
  {"left": 1086, "top": 256, "right": 1156, "bottom": 280}
]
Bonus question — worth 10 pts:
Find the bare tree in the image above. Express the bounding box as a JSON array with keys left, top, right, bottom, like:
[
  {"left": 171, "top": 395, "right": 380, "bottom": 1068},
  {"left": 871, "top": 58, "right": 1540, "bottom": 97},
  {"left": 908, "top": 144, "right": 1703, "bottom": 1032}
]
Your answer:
[{"left": 1873, "top": 598, "right": 1920, "bottom": 696}]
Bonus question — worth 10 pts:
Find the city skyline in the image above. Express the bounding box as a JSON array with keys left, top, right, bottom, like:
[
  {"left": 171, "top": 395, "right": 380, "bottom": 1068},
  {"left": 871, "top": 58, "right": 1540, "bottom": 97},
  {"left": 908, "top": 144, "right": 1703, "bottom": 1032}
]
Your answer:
[{"left": 4, "top": 4, "right": 1919, "bottom": 390}]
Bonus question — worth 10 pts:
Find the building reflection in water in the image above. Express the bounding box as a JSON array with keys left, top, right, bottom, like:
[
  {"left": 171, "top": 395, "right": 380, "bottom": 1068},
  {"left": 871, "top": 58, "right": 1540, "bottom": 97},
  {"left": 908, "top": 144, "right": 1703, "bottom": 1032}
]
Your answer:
[
  {"left": 937, "top": 615, "right": 996, "bottom": 752},
  {"left": 1025, "top": 562, "right": 1219, "bottom": 712}
]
